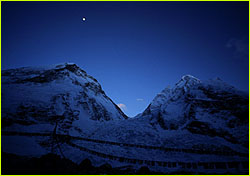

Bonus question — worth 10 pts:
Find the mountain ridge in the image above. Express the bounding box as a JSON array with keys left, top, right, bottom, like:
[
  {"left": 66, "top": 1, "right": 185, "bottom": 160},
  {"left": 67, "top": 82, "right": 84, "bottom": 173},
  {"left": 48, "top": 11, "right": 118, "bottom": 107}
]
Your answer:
[
  {"left": 1, "top": 63, "right": 248, "bottom": 174},
  {"left": 2, "top": 63, "right": 128, "bottom": 135},
  {"left": 138, "top": 73, "right": 248, "bottom": 147}
]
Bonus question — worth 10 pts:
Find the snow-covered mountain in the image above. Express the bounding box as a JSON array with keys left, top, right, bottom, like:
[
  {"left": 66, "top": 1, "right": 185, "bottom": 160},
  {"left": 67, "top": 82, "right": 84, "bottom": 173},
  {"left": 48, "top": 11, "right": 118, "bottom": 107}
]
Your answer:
[
  {"left": 2, "top": 63, "right": 127, "bottom": 135},
  {"left": 139, "top": 75, "right": 249, "bottom": 147},
  {"left": 2, "top": 65, "right": 248, "bottom": 174}
]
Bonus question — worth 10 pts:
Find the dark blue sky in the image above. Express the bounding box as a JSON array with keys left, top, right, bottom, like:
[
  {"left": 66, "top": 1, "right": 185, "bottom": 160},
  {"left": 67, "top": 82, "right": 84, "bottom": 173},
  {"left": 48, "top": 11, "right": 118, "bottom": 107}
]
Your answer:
[{"left": 2, "top": 1, "right": 249, "bottom": 117}]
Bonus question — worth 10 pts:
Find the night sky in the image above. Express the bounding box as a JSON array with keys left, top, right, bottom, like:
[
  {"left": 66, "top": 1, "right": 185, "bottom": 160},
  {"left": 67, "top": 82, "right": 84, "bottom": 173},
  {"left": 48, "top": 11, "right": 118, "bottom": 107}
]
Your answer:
[{"left": 2, "top": 1, "right": 249, "bottom": 117}]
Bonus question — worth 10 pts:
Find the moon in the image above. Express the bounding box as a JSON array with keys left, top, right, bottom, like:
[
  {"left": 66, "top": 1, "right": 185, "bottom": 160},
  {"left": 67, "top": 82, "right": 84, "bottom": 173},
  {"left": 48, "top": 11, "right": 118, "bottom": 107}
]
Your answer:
[{"left": 82, "top": 17, "right": 86, "bottom": 21}]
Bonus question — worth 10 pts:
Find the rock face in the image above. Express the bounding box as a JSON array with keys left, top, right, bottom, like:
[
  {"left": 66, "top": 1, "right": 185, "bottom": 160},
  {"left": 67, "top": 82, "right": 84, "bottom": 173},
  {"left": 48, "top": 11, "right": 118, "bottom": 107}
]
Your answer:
[
  {"left": 2, "top": 63, "right": 127, "bottom": 135},
  {"left": 139, "top": 75, "right": 249, "bottom": 147}
]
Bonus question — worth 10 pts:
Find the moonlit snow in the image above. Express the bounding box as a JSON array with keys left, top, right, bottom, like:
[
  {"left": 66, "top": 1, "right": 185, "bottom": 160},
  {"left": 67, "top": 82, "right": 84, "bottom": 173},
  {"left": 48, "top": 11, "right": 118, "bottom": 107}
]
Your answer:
[{"left": 1, "top": 63, "right": 248, "bottom": 174}]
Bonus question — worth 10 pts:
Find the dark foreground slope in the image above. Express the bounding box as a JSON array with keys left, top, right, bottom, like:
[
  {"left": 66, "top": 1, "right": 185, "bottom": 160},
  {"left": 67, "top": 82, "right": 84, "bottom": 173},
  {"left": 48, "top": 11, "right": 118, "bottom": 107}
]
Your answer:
[
  {"left": 3, "top": 152, "right": 248, "bottom": 175},
  {"left": 2, "top": 152, "right": 166, "bottom": 175}
]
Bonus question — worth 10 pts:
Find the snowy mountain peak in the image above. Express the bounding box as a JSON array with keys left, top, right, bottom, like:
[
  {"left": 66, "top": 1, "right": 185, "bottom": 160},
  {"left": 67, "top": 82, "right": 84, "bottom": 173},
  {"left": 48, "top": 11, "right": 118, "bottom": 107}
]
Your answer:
[
  {"left": 139, "top": 75, "right": 248, "bottom": 147},
  {"left": 181, "top": 74, "right": 199, "bottom": 81},
  {"left": 55, "top": 63, "right": 87, "bottom": 75},
  {"left": 2, "top": 63, "right": 100, "bottom": 87},
  {"left": 2, "top": 65, "right": 248, "bottom": 174},
  {"left": 175, "top": 75, "right": 201, "bottom": 89},
  {"left": 2, "top": 63, "right": 128, "bottom": 136}
]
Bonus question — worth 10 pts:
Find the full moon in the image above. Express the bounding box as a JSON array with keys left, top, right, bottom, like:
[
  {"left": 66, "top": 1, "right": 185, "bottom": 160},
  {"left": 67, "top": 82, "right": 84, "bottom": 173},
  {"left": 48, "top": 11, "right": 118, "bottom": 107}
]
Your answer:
[{"left": 82, "top": 17, "right": 86, "bottom": 21}]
